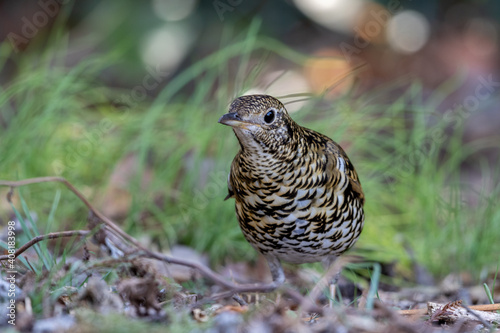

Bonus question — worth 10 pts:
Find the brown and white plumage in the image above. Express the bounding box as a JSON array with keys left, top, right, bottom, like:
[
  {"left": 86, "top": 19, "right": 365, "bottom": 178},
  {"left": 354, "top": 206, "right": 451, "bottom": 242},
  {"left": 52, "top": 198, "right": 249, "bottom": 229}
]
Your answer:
[{"left": 219, "top": 95, "right": 364, "bottom": 287}]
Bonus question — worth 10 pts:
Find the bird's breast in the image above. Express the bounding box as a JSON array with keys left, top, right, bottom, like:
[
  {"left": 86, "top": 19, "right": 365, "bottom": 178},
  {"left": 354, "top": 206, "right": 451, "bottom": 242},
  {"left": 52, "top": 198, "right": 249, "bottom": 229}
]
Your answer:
[{"left": 229, "top": 143, "right": 364, "bottom": 263}]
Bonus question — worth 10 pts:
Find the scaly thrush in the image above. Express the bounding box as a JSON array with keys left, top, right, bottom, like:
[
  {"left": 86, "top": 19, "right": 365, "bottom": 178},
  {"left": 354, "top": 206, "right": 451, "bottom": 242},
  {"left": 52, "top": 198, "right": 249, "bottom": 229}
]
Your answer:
[{"left": 219, "top": 95, "right": 364, "bottom": 289}]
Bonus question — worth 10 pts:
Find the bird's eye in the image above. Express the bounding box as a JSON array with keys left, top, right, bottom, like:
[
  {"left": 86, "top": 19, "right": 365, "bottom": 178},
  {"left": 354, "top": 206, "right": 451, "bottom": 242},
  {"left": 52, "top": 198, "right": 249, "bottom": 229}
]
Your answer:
[{"left": 264, "top": 109, "right": 276, "bottom": 124}]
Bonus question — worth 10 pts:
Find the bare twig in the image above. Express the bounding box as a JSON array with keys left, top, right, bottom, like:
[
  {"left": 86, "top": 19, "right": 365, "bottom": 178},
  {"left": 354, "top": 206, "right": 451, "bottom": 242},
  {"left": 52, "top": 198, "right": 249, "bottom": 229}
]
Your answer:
[
  {"left": 464, "top": 304, "right": 500, "bottom": 312},
  {"left": 398, "top": 308, "right": 427, "bottom": 316},
  {"left": 232, "top": 294, "right": 248, "bottom": 306},
  {"left": 140, "top": 250, "right": 292, "bottom": 296},
  {"left": 399, "top": 303, "right": 500, "bottom": 316},
  {"left": 307, "top": 256, "right": 352, "bottom": 304},
  {"left": 0, "top": 230, "right": 90, "bottom": 261},
  {"left": 461, "top": 304, "right": 493, "bottom": 330},
  {"left": 0, "top": 177, "right": 145, "bottom": 250}
]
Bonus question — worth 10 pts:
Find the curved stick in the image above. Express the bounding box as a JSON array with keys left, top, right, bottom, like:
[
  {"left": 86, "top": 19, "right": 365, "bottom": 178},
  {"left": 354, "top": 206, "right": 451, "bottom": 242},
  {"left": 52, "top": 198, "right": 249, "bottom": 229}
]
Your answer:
[
  {"left": 0, "top": 177, "right": 145, "bottom": 250},
  {"left": 0, "top": 230, "right": 90, "bottom": 261}
]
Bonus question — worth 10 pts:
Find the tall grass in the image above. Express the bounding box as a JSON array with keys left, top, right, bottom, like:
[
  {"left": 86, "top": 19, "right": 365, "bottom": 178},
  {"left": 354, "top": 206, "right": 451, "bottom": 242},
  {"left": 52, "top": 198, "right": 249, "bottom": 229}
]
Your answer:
[{"left": 1, "top": 17, "right": 499, "bottom": 282}]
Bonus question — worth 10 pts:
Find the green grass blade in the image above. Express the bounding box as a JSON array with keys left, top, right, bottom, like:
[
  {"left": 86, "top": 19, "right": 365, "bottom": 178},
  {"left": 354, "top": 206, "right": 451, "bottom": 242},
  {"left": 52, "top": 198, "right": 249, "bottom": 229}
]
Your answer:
[
  {"left": 366, "top": 263, "right": 381, "bottom": 310},
  {"left": 483, "top": 283, "right": 495, "bottom": 305},
  {"left": 46, "top": 189, "right": 61, "bottom": 234}
]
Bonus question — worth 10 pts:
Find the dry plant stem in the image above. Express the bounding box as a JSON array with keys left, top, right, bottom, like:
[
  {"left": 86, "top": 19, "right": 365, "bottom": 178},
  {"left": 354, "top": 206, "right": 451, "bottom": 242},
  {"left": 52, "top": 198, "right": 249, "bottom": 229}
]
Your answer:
[
  {"left": 0, "top": 230, "right": 90, "bottom": 261},
  {"left": 398, "top": 308, "right": 427, "bottom": 316},
  {"left": 307, "top": 257, "right": 350, "bottom": 304},
  {"left": 399, "top": 303, "right": 500, "bottom": 316},
  {"left": 465, "top": 304, "right": 500, "bottom": 312},
  {"left": 461, "top": 304, "right": 492, "bottom": 330},
  {"left": 0, "top": 177, "right": 144, "bottom": 250},
  {"left": 143, "top": 250, "right": 296, "bottom": 296},
  {"left": 232, "top": 294, "right": 248, "bottom": 306},
  {"left": 140, "top": 250, "right": 240, "bottom": 290}
]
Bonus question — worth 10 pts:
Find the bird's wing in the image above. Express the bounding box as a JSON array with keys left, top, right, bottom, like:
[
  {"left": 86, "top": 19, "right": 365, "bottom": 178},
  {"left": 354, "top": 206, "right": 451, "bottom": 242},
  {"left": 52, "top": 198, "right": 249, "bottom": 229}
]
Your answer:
[
  {"left": 347, "top": 170, "right": 364, "bottom": 204},
  {"left": 325, "top": 140, "right": 365, "bottom": 205}
]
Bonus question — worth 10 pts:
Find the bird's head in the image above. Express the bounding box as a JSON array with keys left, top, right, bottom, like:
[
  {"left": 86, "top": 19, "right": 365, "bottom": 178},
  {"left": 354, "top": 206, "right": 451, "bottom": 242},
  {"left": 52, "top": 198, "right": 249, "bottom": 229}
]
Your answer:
[{"left": 218, "top": 95, "right": 297, "bottom": 153}]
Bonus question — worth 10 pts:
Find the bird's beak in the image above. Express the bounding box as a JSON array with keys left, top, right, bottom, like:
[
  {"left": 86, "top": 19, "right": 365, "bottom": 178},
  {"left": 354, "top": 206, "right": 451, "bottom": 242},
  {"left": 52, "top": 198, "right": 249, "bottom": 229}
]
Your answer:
[{"left": 218, "top": 113, "right": 249, "bottom": 129}]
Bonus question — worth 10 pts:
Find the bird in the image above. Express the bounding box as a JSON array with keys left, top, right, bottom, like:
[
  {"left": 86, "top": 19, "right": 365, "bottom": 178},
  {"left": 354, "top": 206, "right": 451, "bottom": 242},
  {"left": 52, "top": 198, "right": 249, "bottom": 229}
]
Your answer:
[{"left": 218, "top": 94, "right": 364, "bottom": 290}]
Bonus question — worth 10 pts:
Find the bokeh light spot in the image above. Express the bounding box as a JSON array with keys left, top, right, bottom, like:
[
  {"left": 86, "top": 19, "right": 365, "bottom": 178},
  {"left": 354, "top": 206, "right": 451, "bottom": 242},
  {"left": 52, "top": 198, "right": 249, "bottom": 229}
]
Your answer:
[
  {"left": 141, "top": 23, "right": 194, "bottom": 71},
  {"left": 304, "top": 50, "right": 354, "bottom": 97},
  {"left": 387, "top": 10, "right": 430, "bottom": 54},
  {"left": 293, "top": 0, "right": 366, "bottom": 33}
]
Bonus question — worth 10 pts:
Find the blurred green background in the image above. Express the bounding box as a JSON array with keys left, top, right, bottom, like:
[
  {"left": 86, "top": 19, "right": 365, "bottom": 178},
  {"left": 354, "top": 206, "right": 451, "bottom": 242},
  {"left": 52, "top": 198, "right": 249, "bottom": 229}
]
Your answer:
[{"left": 1, "top": 0, "right": 499, "bottom": 282}]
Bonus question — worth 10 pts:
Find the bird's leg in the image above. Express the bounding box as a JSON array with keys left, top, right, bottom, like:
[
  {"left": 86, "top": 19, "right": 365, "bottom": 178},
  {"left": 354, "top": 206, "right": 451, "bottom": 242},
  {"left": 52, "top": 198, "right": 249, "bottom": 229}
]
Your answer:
[
  {"left": 322, "top": 256, "right": 340, "bottom": 307},
  {"left": 265, "top": 255, "right": 285, "bottom": 288},
  {"left": 227, "top": 255, "right": 284, "bottom": 302},
  {"left": 326, "top": 271, "right": 341, "bottom": 308}
]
